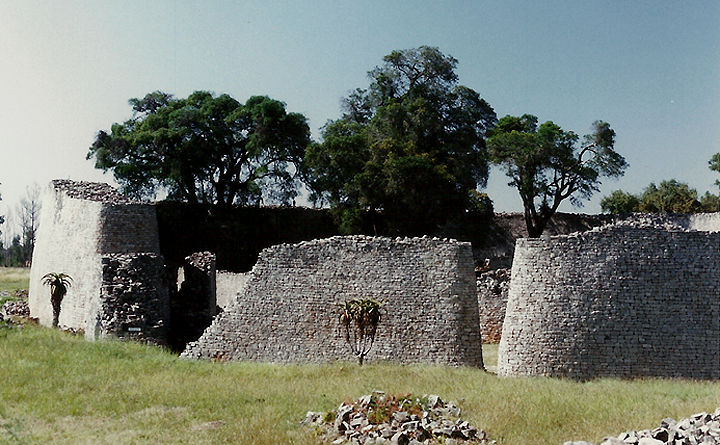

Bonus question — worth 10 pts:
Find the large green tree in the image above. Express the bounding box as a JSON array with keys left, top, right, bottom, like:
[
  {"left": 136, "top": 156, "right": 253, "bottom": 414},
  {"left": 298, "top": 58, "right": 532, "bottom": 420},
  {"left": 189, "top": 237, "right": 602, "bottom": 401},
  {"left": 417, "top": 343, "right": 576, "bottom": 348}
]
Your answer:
[
  {"left": 88, "top": 91, "right": 311, "bottom": 205},
  {"left": 303, "top": 46, "right": 497, "bottom": 235},
  {"left": 601, "top": 179, "right": 718, "bottom": 214},
  {"left": 600, "top": 189, "right": 640, "bottom": 214},
  {"left": 488, "top": 114, "right": 627, "bottom": 238}
]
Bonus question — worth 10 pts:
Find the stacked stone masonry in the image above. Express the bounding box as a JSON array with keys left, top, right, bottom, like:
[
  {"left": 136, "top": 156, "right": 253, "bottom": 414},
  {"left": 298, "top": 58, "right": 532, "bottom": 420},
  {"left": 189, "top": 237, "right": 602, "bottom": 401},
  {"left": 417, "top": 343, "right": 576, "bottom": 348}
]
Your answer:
[
  {"left": 29, "top": 179, "right": 720, "bottom": 379},
  {"left": 97, "top": 253, "right": 169, "bottom": 344},
  {"left": 182, "top": 235, "right": 483, "bottom": 367},
  {"left": 168, "top": 252, "right": 218, "bottom": 350},
  {"left": 498, "top": 220, "right": 720, "bottom": 380},
  {"left": 476, "top": 268, "right": 510, "bottom": 344},
  {"left": 29, "top": 180, "right": 166, "bottom": 342}
]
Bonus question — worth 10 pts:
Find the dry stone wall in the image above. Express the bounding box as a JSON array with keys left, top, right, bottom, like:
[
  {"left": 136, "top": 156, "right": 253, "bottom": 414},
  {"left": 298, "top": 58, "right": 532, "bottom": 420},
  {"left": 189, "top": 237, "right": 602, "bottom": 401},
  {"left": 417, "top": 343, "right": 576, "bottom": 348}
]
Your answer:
[
  {"left": 168, "top": 251, "right": 217, "bottom": 350},
  {"left": 182, "top": 235, "right": 483, "bottom": 367},
  {"left": 29, "top": 180, "right": 165, "bottom": 342},
  {"left": 96, "top": 253, "right": 169, "bottom": 344},
  {"left": 498, "top": 222, "right": 720, "bottom": 380},
  {"left": 476, "top": 268, "right": 510, "bottom": 344}
]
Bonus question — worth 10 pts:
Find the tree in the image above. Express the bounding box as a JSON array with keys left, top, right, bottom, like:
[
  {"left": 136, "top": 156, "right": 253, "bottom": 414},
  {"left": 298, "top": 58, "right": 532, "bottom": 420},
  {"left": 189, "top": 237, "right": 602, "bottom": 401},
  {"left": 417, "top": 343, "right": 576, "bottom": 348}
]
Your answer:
[
  {"left": 700, "top": 192, "right": 720, "bottom": 212},
  {"left": 303, "top": 46, "right": 497, "bottom": 235},
  {"left": 638, "top": 180, "right": 703, "bottom": 213},
  {"left": 709, "top": 153, "right": 720, "bottom": 187},
  {"left": 16, "top": 183, "right": 41, "bottom": 265},
  {"left": 42, "top": 272, "right": 72, "bottom": 328},
  {"left": 338, "top": 298, "right": 382, "bottom": 366},
  {"left": 601, "top": 180, "right": 718, "bottom": 214},
  {"left": 88, "top": 91, "right": 311, "bottom": 205},
  {"left": 600, "top": 189, "right": 640, "bottom": 214},
  {"left": 488, "top": 115, "right": 627, "bottom": 238}
]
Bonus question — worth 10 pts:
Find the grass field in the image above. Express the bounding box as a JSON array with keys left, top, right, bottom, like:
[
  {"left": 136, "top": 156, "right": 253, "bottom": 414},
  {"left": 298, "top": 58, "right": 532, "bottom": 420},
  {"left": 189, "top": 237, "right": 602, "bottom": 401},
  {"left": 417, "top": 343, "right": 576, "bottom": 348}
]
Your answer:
[
  {"left": 1, "top": 271, "right": 719, "bottom": 444},
  {"left": 1, "top": 327, "right": 719, "bottom": 445},
  {"left": 0, "top": 267, "right": 30, "bottom": 293}
]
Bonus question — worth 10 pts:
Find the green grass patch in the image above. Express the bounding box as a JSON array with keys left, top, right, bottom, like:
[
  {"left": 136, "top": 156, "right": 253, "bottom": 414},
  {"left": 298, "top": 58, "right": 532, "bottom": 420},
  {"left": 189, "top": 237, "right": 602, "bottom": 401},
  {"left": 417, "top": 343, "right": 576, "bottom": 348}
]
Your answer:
[
  {"left": 0, "top": 326, "right": 719, "bottom": 444},
  {"left": 0, "top": 267, "right": 30, "bottom": 293}
]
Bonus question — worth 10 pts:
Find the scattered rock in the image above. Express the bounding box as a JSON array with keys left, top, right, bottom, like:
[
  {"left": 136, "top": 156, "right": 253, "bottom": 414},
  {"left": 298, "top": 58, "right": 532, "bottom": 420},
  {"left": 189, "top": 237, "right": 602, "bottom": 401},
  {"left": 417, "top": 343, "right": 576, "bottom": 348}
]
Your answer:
[
  {"left": 565, "top": 408, "right": 720, "bottom": 445},
  {"left": 1, "top": 299, "right": 29, "bottom": 320},
  {"left": 1, "top": 291, "right": 30, "bottom": 324},
  {"left": 303, "top": 391, "right": 494, "bottom": 444}
]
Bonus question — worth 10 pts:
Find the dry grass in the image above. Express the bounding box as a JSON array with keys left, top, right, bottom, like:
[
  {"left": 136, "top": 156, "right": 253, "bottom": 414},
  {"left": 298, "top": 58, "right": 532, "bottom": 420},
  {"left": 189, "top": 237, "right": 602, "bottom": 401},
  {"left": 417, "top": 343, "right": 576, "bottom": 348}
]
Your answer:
[
  {"left": 0, "top": 267, "right": 30, "bottom": 293},
  {"left": 2, "top": 273, "right": 719, "bottom": 444},
  {"left": 1, "top": 326, "right": 719, "bottom": 445}
]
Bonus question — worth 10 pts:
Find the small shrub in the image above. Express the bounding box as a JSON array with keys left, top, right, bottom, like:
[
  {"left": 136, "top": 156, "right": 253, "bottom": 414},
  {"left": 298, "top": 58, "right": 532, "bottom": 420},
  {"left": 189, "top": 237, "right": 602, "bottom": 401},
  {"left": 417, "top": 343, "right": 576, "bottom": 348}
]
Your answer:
[{"left": 338, "top": 298, "right": 382, "bottom": 366}]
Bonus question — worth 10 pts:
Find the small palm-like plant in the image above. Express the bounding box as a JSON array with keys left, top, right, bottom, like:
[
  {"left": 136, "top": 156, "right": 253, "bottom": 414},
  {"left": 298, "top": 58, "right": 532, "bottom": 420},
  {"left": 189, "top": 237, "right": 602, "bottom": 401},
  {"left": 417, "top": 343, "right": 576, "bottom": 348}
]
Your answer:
[
  {"left": 42, "top": 272, "right": 72, "bottom": 328},
  {"left": 338, "top": 298, "right": 382, "bottom": 366}
]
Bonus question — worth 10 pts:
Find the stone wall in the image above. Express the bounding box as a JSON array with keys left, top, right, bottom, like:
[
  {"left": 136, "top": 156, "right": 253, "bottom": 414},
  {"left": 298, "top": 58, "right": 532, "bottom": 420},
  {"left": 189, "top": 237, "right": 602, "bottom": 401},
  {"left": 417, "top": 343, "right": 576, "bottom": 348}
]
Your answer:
[
  {"left": 476, "top": 268, "right": 510, "bottom": 343},
  {"left": 182, "top": 236, "right": 483, "bottom": 367},
  {"left": 29, "top": 180, "right": 165, "bottom": 341},
  {"left": 168, "top": 252, "right": 217, "bottom": 351},
  {"left": 96, "top": 253, "right": 169, "bottom": 344},
  {"left": 155, "top": 201, "right": 340, "bottom": 272},
  {"left": 498, "top": 222, "right": 720, "bottom": 380}
]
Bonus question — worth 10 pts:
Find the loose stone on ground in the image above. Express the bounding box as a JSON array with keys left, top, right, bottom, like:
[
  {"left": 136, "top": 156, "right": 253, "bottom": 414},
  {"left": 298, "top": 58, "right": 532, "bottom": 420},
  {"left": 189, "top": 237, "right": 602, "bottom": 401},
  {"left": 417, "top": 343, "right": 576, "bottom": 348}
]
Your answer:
[
  {"left": 303, "top": 391, "right": 495, "bottom": 444},
  {"left": 564, "top": 408, "right": 720, "bottom": 445}
]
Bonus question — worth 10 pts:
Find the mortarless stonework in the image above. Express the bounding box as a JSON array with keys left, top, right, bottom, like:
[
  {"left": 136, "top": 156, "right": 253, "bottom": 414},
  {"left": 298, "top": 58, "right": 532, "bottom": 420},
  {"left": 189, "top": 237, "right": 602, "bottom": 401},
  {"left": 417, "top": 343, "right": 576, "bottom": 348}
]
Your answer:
[
  {"left": 498, "top": 223, "right": 720, "bottom": 380},
  {"left": 96, "top": 253, "right": 169, "bottom": 343},
  {"left": 476, "top": 268, "right": 510, "bottom": 344},
  {"left": 29, "top": 180, "right": 166, "bottom": 342},
  {"left": 168, "top": 251, "right": 218, "bottom": 350},
  {"left": 182, "top": 235, "right": 483, "bottom": 367}
]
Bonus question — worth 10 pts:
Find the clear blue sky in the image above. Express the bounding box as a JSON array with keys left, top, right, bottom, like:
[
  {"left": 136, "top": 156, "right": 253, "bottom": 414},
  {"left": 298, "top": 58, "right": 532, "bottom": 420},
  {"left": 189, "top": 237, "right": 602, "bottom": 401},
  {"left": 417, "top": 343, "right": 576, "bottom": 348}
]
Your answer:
[{"left": 1, "top": 1, "right": 718, "bottom": 236}]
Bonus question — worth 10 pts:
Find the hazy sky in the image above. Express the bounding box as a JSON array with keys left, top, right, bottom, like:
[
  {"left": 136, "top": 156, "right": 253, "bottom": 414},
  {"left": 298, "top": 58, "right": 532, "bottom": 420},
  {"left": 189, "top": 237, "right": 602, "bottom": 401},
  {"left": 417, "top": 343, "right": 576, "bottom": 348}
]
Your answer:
[{"left": 1, "top": 1, "right": 718, "bottom": 236}]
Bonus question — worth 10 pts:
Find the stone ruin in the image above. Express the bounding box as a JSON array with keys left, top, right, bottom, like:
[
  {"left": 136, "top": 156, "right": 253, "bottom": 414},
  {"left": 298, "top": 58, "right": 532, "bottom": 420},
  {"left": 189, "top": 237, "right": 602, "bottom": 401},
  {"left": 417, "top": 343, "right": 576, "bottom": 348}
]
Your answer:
[
  {"left": 29, "top": 180, "right": 169, "bottom": 343},
  {"left": 182, "top": 235, "right": 482, "bottom": 366},
  {"left": 26, "top": 179, "right": 720, "bottom": 379},
  {"left": 28, "top": 180, "right": 482, "bottom": 367},
  {"left": 303, "top": 391, "right": 494, "bottom": 444},
  {"left": 498, "top": 214, "right": 720, "bottom": 380},
  {"left": 565, "top": 409, "right": 720, "bottom": 445}
]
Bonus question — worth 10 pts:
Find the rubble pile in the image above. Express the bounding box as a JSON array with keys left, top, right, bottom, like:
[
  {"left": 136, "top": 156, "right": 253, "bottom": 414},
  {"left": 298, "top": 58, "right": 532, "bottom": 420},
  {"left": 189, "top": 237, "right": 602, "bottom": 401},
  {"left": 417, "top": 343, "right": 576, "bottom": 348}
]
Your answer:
[
  {"left": 564, "top": 409, "right": 720, "bottom": 445},
  {"left": 0, "top": 291, "right": 30, "bottom": 322},
  {"left": 303, "top": 391, "right": 494, "bottom": 445}
]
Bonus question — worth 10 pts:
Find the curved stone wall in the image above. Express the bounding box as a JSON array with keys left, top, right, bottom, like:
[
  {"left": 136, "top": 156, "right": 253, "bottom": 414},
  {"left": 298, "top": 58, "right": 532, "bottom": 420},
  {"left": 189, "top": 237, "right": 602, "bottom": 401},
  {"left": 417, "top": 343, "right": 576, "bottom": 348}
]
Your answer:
[
  {"left": 182, "top": 235, "right": 483, "bottom": 367},
  {"left": 498, "top": 224, "right": 720, "bottom": 380},
  {"left": 29, "top": 180, "right": 164, "bottom": 341}
]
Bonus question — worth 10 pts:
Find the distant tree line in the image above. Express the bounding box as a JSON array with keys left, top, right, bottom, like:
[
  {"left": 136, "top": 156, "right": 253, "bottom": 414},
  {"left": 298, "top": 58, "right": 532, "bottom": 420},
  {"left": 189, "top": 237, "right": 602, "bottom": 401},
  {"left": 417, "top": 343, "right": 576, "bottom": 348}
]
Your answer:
[
  {"left": 601, "top": 179, "right": 720, "bottom": 214},
  {"left": 0, "top": 183, "right": 41, "bottom": 267},
  {"left": 84, "top": 46, "right": 717, "bottom": 238}
]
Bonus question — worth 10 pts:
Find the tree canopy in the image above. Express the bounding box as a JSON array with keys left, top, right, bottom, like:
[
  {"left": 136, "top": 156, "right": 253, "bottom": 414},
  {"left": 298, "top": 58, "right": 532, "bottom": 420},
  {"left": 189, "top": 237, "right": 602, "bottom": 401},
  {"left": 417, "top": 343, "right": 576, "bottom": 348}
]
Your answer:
[
  {"left": 710, "top": 153, "right": 720, "bottom": 188},
  {"left": 601, "top": 179, "right": 719, "bottom": 214},
  {"left": 488, "top": 114, "right": 627, "bottom": 238},
  {"left": 303, "top": 46, "right": 497, "bottom": 235},
  {"left": 88, "top": 91, "right": 311, "bottom": 205}
]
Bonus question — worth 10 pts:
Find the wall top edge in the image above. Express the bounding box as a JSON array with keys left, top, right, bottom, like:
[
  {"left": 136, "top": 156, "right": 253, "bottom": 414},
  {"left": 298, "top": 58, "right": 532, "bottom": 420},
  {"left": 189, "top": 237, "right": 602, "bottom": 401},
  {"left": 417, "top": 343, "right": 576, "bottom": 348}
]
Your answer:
[
  {"left": 51, "top": 179, "right": 141, "bottom": 205},
  {"left": 516, "top": 221, "right": 720, "bottom": 247},
  {"left": 263, "top": 234, "right": 471, "bottom": 252}
]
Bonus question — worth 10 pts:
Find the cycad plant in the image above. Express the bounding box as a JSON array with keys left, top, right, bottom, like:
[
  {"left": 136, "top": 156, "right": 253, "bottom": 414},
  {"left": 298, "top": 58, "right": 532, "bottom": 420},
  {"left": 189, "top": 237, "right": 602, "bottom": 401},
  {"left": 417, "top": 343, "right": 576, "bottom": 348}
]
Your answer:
[
  {"left": 42, "top": 272, "right": 72, "bottom": 328},
  {"left": 338, "top": 298, "right": 382, "bottom": 365}
]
